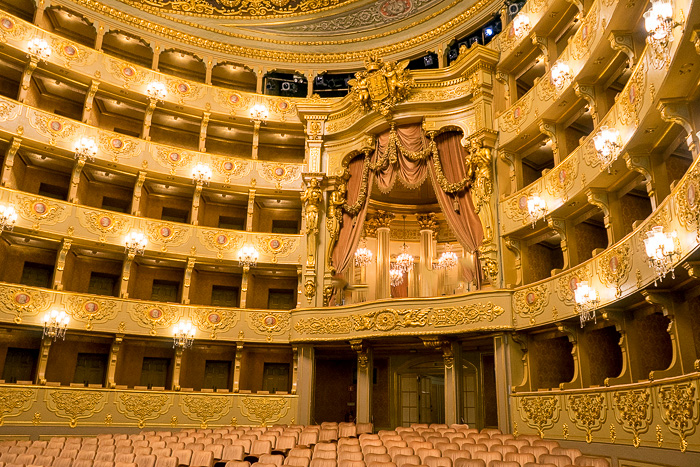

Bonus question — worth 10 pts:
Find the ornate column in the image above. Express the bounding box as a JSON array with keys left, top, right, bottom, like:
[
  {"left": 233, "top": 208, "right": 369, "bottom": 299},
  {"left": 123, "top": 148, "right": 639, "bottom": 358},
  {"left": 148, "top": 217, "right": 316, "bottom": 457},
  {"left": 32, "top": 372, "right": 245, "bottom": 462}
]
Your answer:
[
  {"left": 142, "top": 98, "right": 158, "bottom": 140},
  {"left": 151, "top": 42, "right": 161, "bottom": 71},
  {"left": 246, "top": 189, "right": 256, "bottom": 231},
  {"left": 67, "top": 157, "right": 86, "bottom": 204},
  {"left": 351, "top": 339, "right": 372, "bottom": 423},
  {"left": 191, "top": 181, "right": 204, "bottom": 225},
  {"left": 34, "top": 336, "right": 51, "bottom": 385},
  {"left": 199, "top": 111, "right": 210, "bottom": 152},
  {"left": 171, "top": 347, "right": 183, "bottom": 391},
  {"left": 252, "top": 120, "right": 261, "bottom": 159},
  {"left": 17, "top": 56, "right": 39, "bottom": 103},
  {"left": 416, "top": 213, "right": 437, "bottom": 297},
  {"left": 181, "top": 257, "right": 195, "bottom": 304},
  {"left": 82, "top": 80, "right": 100, "bottom": 123},
  {"left": 205, "top": 57, "right": 214, "bottom": 85},
  {"left": 493, "top": 333, "right": 512, "bottom": 432},
  {"left": 374, "top": 211, "right": 394, "bottom": 299},
  {"left": 240, "top": 266, "right": 250, "bottom": 308},
  {"left": 232, "top": 342, "right": 243, "bottom": 392},
  {"left": 94, "top": 23, "right": 106, "bottom": 51},
  {"left": 53, "top": 239, "right": 72, "bottom": 290},
  {"left": 423, "top": 337, "right": 461, "bottom": 426},
  {"left": 120, "top": 251, "right": 135, "bottom": 298},
  {"left": 1, "top": 137, "right": 21, "bottom": 188},
  {"left": 301, "top": 175, "right": 324, "bottom": 307},
  {"left": 131, "top": 171, "right": 147, "bottom": 217},
  {"left": 296, "top": 345, "right": 315, "bottom": 425},
  {"left": 105, "top": 334, "right": 123, "bottom": 389}
]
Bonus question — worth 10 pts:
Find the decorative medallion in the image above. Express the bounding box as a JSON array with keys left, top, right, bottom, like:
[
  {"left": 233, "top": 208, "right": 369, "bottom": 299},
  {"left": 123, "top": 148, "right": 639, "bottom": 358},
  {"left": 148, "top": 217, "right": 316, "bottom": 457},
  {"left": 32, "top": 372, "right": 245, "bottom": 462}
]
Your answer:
[
  {"left": 555, "top": 267, "right": 590, "bottom": 305},
  {"left": 570, "top": 2, "right": 598, "bottom": 60},
  {"left": 598, "top": 244, "right": 631, "bottom": 298},
  {"left": 116, "top": 393, "right": 172, "bottom": 428},
  {"left": 106, "top": 59, "right": 148, "bottom": 88},
  {"left": 167, "top": 79, "right": 204, "bottom": 104},
  {"left": 192, "top": 308, "right": 240, "bottom": 339},
  {"left": 499, "top": 94, "right": 533, "bottom": 134},
  {"left": 129, "top": 303, "right": 180, "bottom": 335},
  {"left": 618, "top": 60, "right": 646, "bottom": 128},
  {"left": 247, "top": 312, "right": 290, "bottom": 341},
  {"left": 240, "top": 397, "right": 290, "bottom": 426},
  {"left": 29, "top": 111, "right": 78, "bottom": 145},
  {"left": 146, "top": 222, "right": 190, "bottom": 252},
  {"left": 257, "top": 162, "right": 302, "bottom": 189},
  {"left": 16, "top": 195, "right": 68, "bottom": 229},
  {"left": 254, "top": 235, "right": 299, "bottom": 262},
  {"left": 66, "top": 296, "right": 119, "bottom": 330},
  {"left": 50, "top": 39, "right": 95, "bottom": 67},
  {"left": 198, "top": 230, "right": 244, "bottom": 259},
  {"left": 513, "top": 284, "right": 550, "bottom": 324},
  {"left": 546, "top": 156, "right": 579, "bottom": 198},
  {"left": 0, "top": 286, "right": 51, "bottom": 324},
  {"left": 181, "top": 395, "right": 232, "bottom": 429},
  {"left": 676, "top": 165, "right": 700, "bottom": 232},
  {"left": 154, "top": 147, "right": 194, "bottom": 175},
  {"left": 213, "top": 158, "right": 251, "bottom": 183},
  {"left": 45, "top": 390, "right": 106, "bottom": 428},
  {"left": 99, "top": 133, "right": 141, "bottom": 161},
  {"left": 82, "top": 211, "right": 130, "bottom": 243}
]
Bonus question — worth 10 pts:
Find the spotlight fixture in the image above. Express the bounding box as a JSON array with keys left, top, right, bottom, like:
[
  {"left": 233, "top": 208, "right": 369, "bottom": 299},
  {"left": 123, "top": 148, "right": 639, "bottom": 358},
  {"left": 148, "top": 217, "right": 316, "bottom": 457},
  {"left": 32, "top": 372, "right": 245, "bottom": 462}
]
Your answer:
[
  {"left": 644, "top": 226, "right": 679, "bottom": 285},
  {"left": 574, "top": 281, "right": 599, "bottom": 327},
  {"left": 526, "top": 196, "right": 547, "bottom": 228},
  {"left": 0, "top": 203, "right": 18, "bottom": 233},
  {"left": 43, "top": 309, "right": 69, "bottom": 341}
]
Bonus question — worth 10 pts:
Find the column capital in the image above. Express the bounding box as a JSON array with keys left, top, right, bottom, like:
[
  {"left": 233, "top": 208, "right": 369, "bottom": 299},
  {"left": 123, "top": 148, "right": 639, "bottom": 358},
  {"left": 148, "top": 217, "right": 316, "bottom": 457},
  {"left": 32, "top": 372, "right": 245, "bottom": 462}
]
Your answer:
[{"left": 416, "top": 212, "right": 438, "bottom": 232}]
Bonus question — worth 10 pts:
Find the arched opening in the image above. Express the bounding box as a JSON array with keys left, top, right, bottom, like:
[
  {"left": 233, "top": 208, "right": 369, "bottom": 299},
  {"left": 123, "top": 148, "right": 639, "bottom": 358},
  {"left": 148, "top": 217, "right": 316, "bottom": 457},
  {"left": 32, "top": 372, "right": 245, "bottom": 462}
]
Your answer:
[{"left": 395, "top": 356, "right": 445, "bottom": 426}]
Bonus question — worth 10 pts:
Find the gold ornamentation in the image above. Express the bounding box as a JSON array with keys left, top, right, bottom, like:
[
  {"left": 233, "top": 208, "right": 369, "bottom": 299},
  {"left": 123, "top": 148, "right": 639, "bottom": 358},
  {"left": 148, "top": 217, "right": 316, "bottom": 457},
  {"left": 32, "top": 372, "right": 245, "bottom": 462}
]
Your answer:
[
  {"left": 610, "top": 424, "right": 616, "bottom": 443},
  {"left": 66, "top": 296, "right": 118, "bottom": 330},
  {"left": 499, "top": 94, "right": 533, "bottom": 134},
  {"left": 354, "top": 308, "right": 430, "bottom": 332},
  {"left": 656, "top": 424, "right": 663, "bottom": 446},
  {"left": 570, "top": 2, "right": 598, "bottom": 60},
  {"left": 674, "top": 164, "right": 700, "bottom": 232},
  {"left": 198, "top": 230, "right": 244, "bottom": 259},
  {"left": 16, "top": 195, "right": 68, "bottom": 229},
  {"left": 513, "top": 284, "right": 550, "bottom": 324},
  {"left": 214, "top": 90, "right": 249, "bottom": 114},
  {"left": 658, "top": 382, "right": 697, "bottom": 452},
  {"left": 556, "top": 267, "right": 590, "bottom": 305},
  {"left": 567, "top": 393, "right": 606, "bottom": 443},
  {"left": 181, "top": 395, "right": 232, "bottom": 429},
  {"left": 254, "top": 235, "right": 299, "bottom": 262},
  {"left": 546, "top": 156, "right": 579, "bottom": 198},
  {"left": 146, "top": 222, "right": 190, "bottom": 252},
  {"left": 563, "top": 423, "right": 569, "bottom": 440},
  {"left": 0, "top": 97, "right": 21, "bottom": 122},
  {"left": 116, "top": 393, "right": 172, "bottom": 428},
  {"left": 348, "top": 56, "right": 413, "bottom": 116},
  {"left": 465, "top": 138, "right": 493, "bottom": 214},
  {"left": 430, "top": 304, "right": 505, "bottom": 326},
  {"left": 0, "top": 285, "right": 51, "bottom": 324},
  {"left": 130, "top": 0, "right": 356, "bottom": 18},
  {"left": 519, "top": 396, "right": 559, "bottom": 437},
  {"left": 0, "top": 15, "right": 28, "bottom": 42},
  {"left": 0, "top": 388, "right": 36, "bottom": 425},
  {"left": 212, "top": 157, "right": 251, "bottom": 183},
  {"left": 32, "top": 412, "right": 41, "bottom": 425},
  {"left": 303, "top": 279, "right": 316, "bottom": 303},
  {"left": 105, "top": 413, "right": 113, "bottom": 425},
  {"left": 293, "top": 316, "right": 354, "bottom": 335},
  {"left": 618, "top": 59, "right": 646, "bottom": 128},
  {"left": 105, "top": 58, "right": 149, "bottom": 88},
  {"left": 50, "top": 38, "right": 95, "bottom": 68},
  {"left": 167, "top": 79, "right": 205, "bottom": 104},
  {"left": 129, "top": 303, "right": 180, "bottom": 336},
  {"left": 191, "top": 308, "right": 240, "bottom": 339},
  {"left": 247, "top": 312, "right": 290, "bottom": 340},
  {"left": 415, "top": 213, "right": 438, "bottom": 232},
  {"left": 598, "top": 244, "right": 631, "bottom": 298},
  {"left": 81, "top": 211, "right": 130, "bottom": 243},
  {"left": 301, "top": 178, "right": 323, "bottom": 236},
  {"left": 581, "top": 138, "right": 602, "bottom": 169},
  {"left": 153, "top": 147, "right": 194, "bottom": 175},
  {"left": 28, "top": 110, "right": 79, "bottom": 145},
  {"left": 240, "top": 397, "right": 290, "bottom": 426},
  {"left": 98, "top": 132, "right": 142, "bottom": 161},
  {"left": 613, "top": 389, "right": 651, "bottom": 448},
  {"left": 257, "top": 163, "right": 302, "bottom": 190},
  {"left": 46, "top": 390, "right": 105, "bottom": 428}
]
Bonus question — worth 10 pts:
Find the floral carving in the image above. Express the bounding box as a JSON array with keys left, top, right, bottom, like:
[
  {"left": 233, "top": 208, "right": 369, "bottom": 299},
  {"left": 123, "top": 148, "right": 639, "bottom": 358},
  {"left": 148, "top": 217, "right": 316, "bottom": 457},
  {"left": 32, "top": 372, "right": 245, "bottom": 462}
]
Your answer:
[
  {"left": 519, "top": 396, "right": 560, "bottom": 437},
  {"left": 257, "top": 163, "right": 302, "bottom": 189},
  {"left": 567, "top": 393, "right": 606, "bottom": 443},
  {"left": 570, "top": 2, "right": 598, "bottom": 60},
  {"left": 674, "top": 165, "right": 700, "bottom": 232},
  {"left": 613, "top": 389, "right": 651, "bottom": 447},
  {"left": 153, "top": 147, "right": 194, "bottom": 175},
  {"left": 513, "top": 284, "right": 550, "bottom": 324},
  {"left": 555, "top": 267, "right": 590, "bottom": 305},
  {"left": 106, "top": 59, "right": 149, "bottom": 88},
  {"left": 181, "top": 395, "right": 231, "bottom": 429},
  {"left": 499, "top": 94, "right": 533, "bottom": 134},
  {"left": 50, "top": 38, "right": 96, "bottom": 68},
  {"left": 98, "top": 132, "right": 142, "bottom": 161},
  {"left": 66, "top": 296, "right": 119, "bottom": 330},
  {"left": 15, "top": 195, "right": 68, "bottom": 229},
  {"left": 129, "top": 303, "right": 181, "bottom": 336},
  {"left": 146, "top": 222, "right": 190, "bottom": 252},
  {"left": 658, "top": 383, "right": 698, "bottom": 452},
  {"left": 81, "top": 211, "right": 130, "bottom": 242},
  {"left": 246, "top": 312, "right": 290, "bottom": 340},
  {"left": 192, "top": 308, "right": 240, "bottom": 339},
  {"left": 0, "top": 285, "right": 51, "bottom": 324},
  {"left": 212, "top": 157, "right": 251, "bottom": 183},
  {"left": 0, "top": 97, "right": 21, "bottom": 121},
  {"left": 545, "top": 156, "right": 579, "bottom": 198},
  {"left": 0, "top": 388, "right": 36, "bottom": 425},
  {"left": 293, "top": 316, "right": 355, "bottom": 335},
  {"left": 166, "top": 79, "right": 205, "bottom": 104},
  {"left": 28, "top": 111, "right": 79, "bottom": 145},
  {"left": 198, "top": 230, "right": 244, "bottom": 259},
  {"left": 618, "top": 59, "right": 646, "bottom": 128},
  {"left": 240, "top": 397, "right": 290, "bottom": 426},
  {"left": 598, "top": 245, "right": 631, "bottom": 298},
  {"left": 430, "top": 303, "right": 505, "bottom": 326},
  {"left": 116, "top": 393, "right": 172, "bottom": 428},
  {"left": 254, "top": 235, "right": 299, "bottom": 262},
  {"left": 353, "top": 308, "right": 431, "bottom": 332},
  {"left": 46, "top": 390, "right": 105, "bottom": 427}
]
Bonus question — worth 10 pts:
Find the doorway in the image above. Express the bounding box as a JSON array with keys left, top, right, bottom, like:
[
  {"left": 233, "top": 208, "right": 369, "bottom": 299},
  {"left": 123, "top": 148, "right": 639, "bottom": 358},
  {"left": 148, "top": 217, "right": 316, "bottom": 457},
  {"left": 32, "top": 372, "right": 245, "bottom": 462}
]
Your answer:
[{"left": 396, "top": 357, "right": 446, "bottom": 426}]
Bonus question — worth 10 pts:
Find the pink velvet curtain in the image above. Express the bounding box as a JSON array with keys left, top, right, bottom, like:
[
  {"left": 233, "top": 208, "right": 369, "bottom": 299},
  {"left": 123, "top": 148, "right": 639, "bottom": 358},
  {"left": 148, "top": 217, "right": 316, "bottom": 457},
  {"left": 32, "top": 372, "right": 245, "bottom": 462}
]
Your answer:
[
  {"left": 374, "top": 125, "right": 428, "bottom": 193},
  {"left": 428, "top": 132, "right": 484, "bottom": 286},
  {"left": 331, "top": 155, "right": 374, "bottom": 279}
]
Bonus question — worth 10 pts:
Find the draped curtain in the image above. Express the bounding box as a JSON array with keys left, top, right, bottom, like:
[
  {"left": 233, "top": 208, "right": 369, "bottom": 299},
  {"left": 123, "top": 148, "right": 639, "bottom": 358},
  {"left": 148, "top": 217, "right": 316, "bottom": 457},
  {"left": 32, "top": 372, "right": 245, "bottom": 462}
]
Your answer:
[{"left": 332, "top": 124, "right": 484, "bottom": 287}]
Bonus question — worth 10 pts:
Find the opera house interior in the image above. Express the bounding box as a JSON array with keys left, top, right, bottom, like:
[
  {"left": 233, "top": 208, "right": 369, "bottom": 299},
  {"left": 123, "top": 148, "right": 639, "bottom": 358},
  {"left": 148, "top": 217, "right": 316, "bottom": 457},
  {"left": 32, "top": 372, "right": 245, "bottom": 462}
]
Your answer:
[{"left": 0, "top": 0, "right": 699, "bottom": 465}]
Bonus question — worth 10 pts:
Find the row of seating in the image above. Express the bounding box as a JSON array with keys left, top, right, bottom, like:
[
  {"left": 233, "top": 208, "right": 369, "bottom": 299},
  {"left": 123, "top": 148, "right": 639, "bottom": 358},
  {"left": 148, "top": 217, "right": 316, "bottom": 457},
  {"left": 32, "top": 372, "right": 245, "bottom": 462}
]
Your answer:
[{"left": 0, "top": 423, "right": 609, "bottom": 467}]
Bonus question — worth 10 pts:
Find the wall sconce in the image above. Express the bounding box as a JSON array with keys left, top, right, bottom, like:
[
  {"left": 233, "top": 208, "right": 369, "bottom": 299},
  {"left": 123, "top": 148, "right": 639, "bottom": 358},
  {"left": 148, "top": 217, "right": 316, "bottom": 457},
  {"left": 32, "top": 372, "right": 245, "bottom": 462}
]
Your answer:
[
  {"left": 0, "top": 203, "right": 18, "bottom": 233},
  {"left": 644, "top": 0, "right": 681, "bottom": 68},
  {"left": 238, "top": 244, "right": 259, "bottom": 268},
  {"left": 512, "top": 12, "right": 531, "bottom": 38},
  {"left": 73, "top": 137, "right": 98, "bottom": 162},
  {"left": 550, "top": 60, "right": 572, "bottom": 89},
  {"left": 146, "top": 81, "right": 167, "bottom": 103},
  {"left": 592, "top": 125, "right": 622, "bottom": 171},
  {"left": 191, "top": 163, "right": 212, "bottom": 185},
  {"left": 27, "top": 38, "right": 51, "bottom": 62},
  {"left": 644, "top": 225, "right": 679, "bottom": 285},
  {"left": 249, "top": 104, "right": 269, "bottom": 122},
  {"left": 526, "top": 195, "right": 547, "bottom": 228},
  {"left": 173, "top": 321, "right": 195, "bottom": 349},
  {"left": 574, "top": 281, "right": 599, "bottom": 327},
  {"left": 124, "top": 231, "right": 147, "bottom": 256},
  {"left": 43, "top": 309, "right": 69, "bottom": 341}
]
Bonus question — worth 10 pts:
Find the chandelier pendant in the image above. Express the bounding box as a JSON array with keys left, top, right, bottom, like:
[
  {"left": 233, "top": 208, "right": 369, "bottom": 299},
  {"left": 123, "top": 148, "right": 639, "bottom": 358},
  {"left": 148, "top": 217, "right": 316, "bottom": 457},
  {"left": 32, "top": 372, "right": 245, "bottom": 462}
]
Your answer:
[{"left": 643, "top": 226, "right": 679, "bottom": 285}]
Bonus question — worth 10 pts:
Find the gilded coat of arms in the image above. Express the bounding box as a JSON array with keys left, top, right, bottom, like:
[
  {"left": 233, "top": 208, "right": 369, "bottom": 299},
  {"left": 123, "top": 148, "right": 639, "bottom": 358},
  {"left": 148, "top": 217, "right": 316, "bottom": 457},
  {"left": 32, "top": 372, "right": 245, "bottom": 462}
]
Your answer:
[{"left": 349, "top": 56, "right": 413, "bottom": 116}]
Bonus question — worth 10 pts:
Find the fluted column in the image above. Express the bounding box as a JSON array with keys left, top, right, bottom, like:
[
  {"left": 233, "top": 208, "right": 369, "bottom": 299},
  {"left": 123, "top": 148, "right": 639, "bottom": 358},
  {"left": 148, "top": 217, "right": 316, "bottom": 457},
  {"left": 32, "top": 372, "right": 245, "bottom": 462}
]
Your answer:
[
  {"left": 351, "top": 340, "right": 372, "bottom": 423},
  {"left": 417, "top": 213, "right": 438, "bottom": 297},
  {"left": 493, "top": 334, "right": 512, "bottom": 432},
  {"left": 373, "top": 211, "right": 394, "bottom": 299},
  {"left": 296, "top": 345, "right": 315, "bottom": 425}
]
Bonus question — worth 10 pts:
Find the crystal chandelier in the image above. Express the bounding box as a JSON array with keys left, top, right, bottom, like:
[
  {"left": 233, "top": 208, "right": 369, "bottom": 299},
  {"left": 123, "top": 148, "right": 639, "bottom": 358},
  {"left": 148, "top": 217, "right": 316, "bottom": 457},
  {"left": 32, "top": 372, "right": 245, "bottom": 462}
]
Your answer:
[
  {"left": 512, "top": 12, "right": 531, "bottom": 38},
  {"left": 27, "top": 38, "right": 51, "bottom": 61},
  {"left": 0, "top": 203, "right": 18, "bottom": 233},
  {"left": 395, "top": 215, "right": 414, "bottom": 272},
  {"left": 389, "top": 267, "right": 404, "bottom": 287},
  {"left": 250, "top": 104, "right": 269, "bottom": 122},
  {"left": 526, "top": 196, "right": 547, "bottom": 228},
  {"left": 191, "top": 163, "right": 212, "bottom": 185},
  {"left": 354, "top": 238, "right": 373, "bottom": 267},
  {"left": 124, "top": 231, "right": 147, "bottom": 256},
  {"left": 73, "top": 137, "right": 98, "bottom": 162},
  {"left": 550, "top": 60, "right": 572, "bottom": 89},
  {"left": 643, "top": 0, "right": 678, "bottom": 67},
  {"left": 146, "top": 81, "right": 167, "bottom": 103},
  {"left": 643, "top": 226, "right": 679, "bottom": 284},
  {"left": 43, "top": 309, "right": 69, "bottom": 341},
  {"left": 238, "top": 244, "right": 259, "bottom": 268},
  {"left": 173, "top": 321, "right": 195, "bottom": 349},
  {"left": 574, "top": 281, "right": 599, "bottom": 327},
  {"left": 592, "top": 125, "right": 622, "bottom": 171},
  {"left": 435, "top": 245, "right": 458, "bottom": 270}
]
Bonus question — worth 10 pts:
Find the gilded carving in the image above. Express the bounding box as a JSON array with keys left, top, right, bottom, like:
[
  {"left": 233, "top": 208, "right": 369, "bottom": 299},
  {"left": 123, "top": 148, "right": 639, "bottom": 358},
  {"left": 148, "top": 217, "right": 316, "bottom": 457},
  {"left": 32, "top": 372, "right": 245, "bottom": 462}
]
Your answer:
[
  {"left": 618, "top": 59, "right": 646, "bottom": 128},
  {"left": 16, "top": 195, "right": 69, "bottom": 229},
  {"left": 581, "top": 138, "right": 602, "bottom": 169},
  {"left": 598, "top": 244, "right": 631, "bottom": 298},
  {"left": 212, "top": 157, "right": 251, "bottom": 183},
  {"left": 613, "top": 389, "right": 652, "bottom": 448},
  {"left": 658, "top": 382, "right": 698, "bottom": 452},
  {"left": 567, "top": 393, "right": 606, "bottom": 443},
  {"left": 0, "top": 388, "right": 36, "bottom": 425},
  {"left": 254, "top": 235, "right": 299, "bottom": 262},
  {"left": 0, "top": 285, "right": 51, "bottom": 324},
  {"left": 81, "top": 211, "right": 130, "bottom": 243},
  {"left": 98, "top": 132, "right": 142, "bottom": 161},
  {"left": 45, "top": 390, "right": 105, "bottom": 427},
  {"left": 106, "top": 58, "right": 149, "bottom": 88},
  {"left": 153, "top": 147, "right": 194, "bottom": 175},
  {"left": 293, "top": 315, "right": 354, "bottom": 335},
  {"left": 50, "top": 38, "right": 95, "bottom": 68},
  {"left": 0, "top": 97, "right": 21, "bottom": 122},
  {"left": 348, "top": 56, "right": 413, "bottom": 116},
  {"left": 198, "top": 230, "right": 244, "bottom": 259},
  {"left": 66, "top": 296, "right": 119, "bottom": 330},
  {"left": 240, "top": 397, "right": 290, "bottom": 426},
  {"left": 674, "top": 164, "right": 700, "bottom": 232},
  {"left": 570, "top": 2, "right": 599, "bottom": 60},
  {"left": 430, "top": 303, "right": 505, "bottom": 326},
  {"left": 146, "top": 222, "right": 191, "bottom": 252},
  {"left": 499, "top": 94, "right": 533, "bottom": 134},
  {"left": 257, "top": 163, "right": 302, "bottom": 190},
  {"left": 546, "top": 156, "right": 579, "bottom": 198},
  {"left": 353, "top": 308, "right": 430, "bottom": 332},
  {"left": 28, "top": 111, "right": 79, "bottom": 145},
  {"left": 555, "top": 267, "right": 590, "bottom": 305},
  {"left": 116, "top": 393, "right": 172, "bottom": 428},
  {"left": 247, "top": 312, "right": 290, "bottom": 340},
  {"left": 181, "top": 395, "right": 232, "bottom": 429},
  {"left": 129, "top": 303, "right": 181, "bottom": 336},
  {"left": 0, "top": 15, "right": 28, "bottom": 42},
  {"left": 513, "top": 284, "right": 550, "bottom": 324},
  {"left": 167, "top": 79, "right": 205, "bottom": 104},
  {"left": 191, "top": 308, "right": 240, "bottom": 339},
  {"left": 519, "top": 396, "right": 560, "bottom": 437}
]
